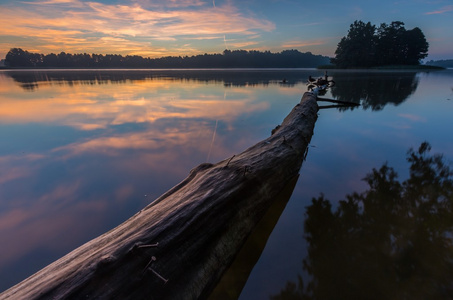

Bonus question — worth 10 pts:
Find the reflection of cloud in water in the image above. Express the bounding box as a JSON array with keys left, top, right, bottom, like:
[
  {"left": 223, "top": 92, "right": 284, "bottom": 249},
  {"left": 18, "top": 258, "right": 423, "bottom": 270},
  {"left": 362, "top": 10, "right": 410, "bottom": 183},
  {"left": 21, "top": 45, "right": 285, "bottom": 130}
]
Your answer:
[
  {"left": 0, "top": 70, "right": 318, "bottom": 292},
  {"left": 0, "top": 154, "right": 45, "bottom": 184},
  {"left": 383, "top": 114, "right": 427, "bottom": 130},
  {"left": 0, "top": 181, "right": 108, "bottom": 265},
  {"left": 0, "top": 86, "right": 268, "bottom": 276},
  {"left": 0, "top": 78, "right": 268, "bottom": 131},
  {"left": 398, "top": 113, "right": 427, "bottom": 122}
]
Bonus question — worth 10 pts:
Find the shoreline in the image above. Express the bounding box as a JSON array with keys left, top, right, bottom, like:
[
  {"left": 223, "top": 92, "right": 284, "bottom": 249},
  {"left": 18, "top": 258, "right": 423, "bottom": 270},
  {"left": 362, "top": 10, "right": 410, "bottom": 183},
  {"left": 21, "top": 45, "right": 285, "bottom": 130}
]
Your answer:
[
  {"left": 1, "top": 65, "right": 445, "bottom": 71},
  {"left": 318, "top": 64, "right": 445, "bottom": 70}
]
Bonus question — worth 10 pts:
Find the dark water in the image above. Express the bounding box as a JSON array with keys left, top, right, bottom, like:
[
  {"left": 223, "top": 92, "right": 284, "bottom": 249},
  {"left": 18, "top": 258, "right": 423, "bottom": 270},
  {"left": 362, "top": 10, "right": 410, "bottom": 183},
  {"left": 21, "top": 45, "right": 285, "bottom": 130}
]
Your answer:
[{"left": 0, "top": 69, "right": 452, "bottom": 298}]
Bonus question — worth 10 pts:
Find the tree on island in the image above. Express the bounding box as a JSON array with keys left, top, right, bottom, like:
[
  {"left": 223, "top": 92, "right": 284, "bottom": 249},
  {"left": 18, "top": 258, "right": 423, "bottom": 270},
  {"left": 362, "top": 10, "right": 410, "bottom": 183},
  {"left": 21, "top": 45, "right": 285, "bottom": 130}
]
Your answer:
[
  {"left": 4, "top": 48, "right": 330, "bottom": 68},
  {"left": 331, "top": 20, "right": 429, "bottom": 68}
]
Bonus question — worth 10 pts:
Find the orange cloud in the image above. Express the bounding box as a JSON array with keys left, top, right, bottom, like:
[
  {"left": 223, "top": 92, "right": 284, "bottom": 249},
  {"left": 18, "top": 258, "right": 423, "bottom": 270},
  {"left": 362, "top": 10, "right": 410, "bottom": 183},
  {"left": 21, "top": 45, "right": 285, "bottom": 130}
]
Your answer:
[
  {"left": 225, "top": 40, "right": 259, "bottom": 48},
  {"left": 0, "top": 1, "right": 274, "bottom": 57},
  {"left": 426, "top": 5, "right": 453, "bottom": 15},
  {"left": 282, "top": 39, "right": 326, "bottom": 48}
]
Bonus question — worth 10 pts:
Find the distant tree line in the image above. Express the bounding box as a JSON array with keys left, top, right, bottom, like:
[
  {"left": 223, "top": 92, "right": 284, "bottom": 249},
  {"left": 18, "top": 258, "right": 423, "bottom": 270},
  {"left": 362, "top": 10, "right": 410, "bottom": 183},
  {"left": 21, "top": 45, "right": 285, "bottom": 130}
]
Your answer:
[
  {"left": 331, "top": 21, "right": 429, "bottom": 68},
  {"left": 4, "top": 48, "right": 330, "bottom": 69},
  {"left": 425, "top": 59, "right": 453, "bottom": 68}
]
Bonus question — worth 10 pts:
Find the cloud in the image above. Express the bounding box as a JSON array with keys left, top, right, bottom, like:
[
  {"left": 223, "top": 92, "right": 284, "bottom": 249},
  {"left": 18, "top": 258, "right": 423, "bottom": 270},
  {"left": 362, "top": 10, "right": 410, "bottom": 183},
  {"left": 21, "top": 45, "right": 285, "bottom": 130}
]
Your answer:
[
  {"left": 350, "top": 6, "right": 363, "bottom": 18},
  {"left": 132, "top": 0, "right": 206, "bottom": 8},
  {"left": 228, "top": 41, "right": 259, "bottom": 48},
  {"left": 21, "top": 0, "right": 82, "bottom": 5},
  {"left": 1, "top": 0, "right": 275, "bottom": 56},
  {"left": 282, "top": 39, "right": 326, "bottom": 48},
  {"left": 425, "top": 5, "right": 453, "bottom": 15}
]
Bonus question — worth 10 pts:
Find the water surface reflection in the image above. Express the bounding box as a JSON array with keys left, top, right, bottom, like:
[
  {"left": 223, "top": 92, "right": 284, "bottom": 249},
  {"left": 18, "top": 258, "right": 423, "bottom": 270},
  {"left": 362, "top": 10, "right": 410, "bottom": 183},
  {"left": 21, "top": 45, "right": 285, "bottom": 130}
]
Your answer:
[
  {"left": 329, "top": 71, "right": 419, "bottom": 110},
  {"left": 1, "top": 69, "right": 453, "bottom": 297},
  {"left": 272, "top": 143, "right": 453, "bottom": 299},
  {"left": 5, "top": 69, "right": 310, "bottom": 91},
  {"left": 0, "top": 69, "right": 319, "bottom": 292}
]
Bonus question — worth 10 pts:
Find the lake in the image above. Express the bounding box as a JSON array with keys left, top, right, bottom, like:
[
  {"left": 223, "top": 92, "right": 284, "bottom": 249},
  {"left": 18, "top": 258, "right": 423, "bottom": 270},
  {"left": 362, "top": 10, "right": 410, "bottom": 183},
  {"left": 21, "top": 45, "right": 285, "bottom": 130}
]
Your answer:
[{"left": 1, "top": 69, "right": 452, "bottom": 299}]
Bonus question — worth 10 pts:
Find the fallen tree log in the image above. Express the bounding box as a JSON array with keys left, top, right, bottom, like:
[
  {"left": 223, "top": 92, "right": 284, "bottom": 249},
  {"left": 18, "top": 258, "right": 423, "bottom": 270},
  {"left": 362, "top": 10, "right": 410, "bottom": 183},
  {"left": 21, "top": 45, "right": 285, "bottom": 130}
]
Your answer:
[
  {"left": 208, "top": 176, "right": 300, "bottom": 299},
  {"left": 0, "top": 92, "right": 319, "bottom": 300}
]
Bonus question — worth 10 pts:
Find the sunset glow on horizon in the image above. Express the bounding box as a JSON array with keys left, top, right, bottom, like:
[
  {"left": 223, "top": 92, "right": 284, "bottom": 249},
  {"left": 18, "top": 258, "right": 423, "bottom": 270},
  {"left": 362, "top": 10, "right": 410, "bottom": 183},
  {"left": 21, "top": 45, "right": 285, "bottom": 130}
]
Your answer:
[{"left": 1, "top": 0, "right": 453, "bottom": 61}]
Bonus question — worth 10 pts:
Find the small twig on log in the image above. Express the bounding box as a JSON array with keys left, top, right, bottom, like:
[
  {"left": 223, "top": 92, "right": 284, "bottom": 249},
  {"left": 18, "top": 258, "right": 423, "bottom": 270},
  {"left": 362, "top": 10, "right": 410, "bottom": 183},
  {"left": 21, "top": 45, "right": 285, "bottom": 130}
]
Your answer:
[
  {"left": 142, "top": 256, "right": 169, "bottom": 284},
  {"left": 150, "top": 268, "right": 169, "bottom": 284},
  {"left": 142, "top": 256, "right": 157, "bottom": 275},
  {"left": 137, "top": 243, "right": 159, "bottom": 248},
  {"left": 226, "top": 155, "right": 235, "bottom": 167}
]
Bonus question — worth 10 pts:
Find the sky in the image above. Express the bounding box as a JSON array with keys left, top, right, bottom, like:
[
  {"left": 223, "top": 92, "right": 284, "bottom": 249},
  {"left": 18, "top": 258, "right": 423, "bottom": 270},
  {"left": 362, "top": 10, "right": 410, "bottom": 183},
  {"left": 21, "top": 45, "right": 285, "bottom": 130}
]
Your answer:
[{"left": 1, "top": 0, "right": 452, "bottom": 61}]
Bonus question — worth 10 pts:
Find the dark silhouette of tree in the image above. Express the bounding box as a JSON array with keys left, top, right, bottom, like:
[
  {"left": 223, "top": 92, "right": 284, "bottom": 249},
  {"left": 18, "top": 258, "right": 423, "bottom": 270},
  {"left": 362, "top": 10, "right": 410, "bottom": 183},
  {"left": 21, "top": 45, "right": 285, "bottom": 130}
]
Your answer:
[
  {"left": 43, "top": 53, "right": 58, "bottom": 66},
  {"left": 403, "top": 27, "right": 429, "bottom": 65},
  {"left": 375, "top": 22, "right": 429, "bottom": 66},
  {"left": 5, "top": 48, "right": 41, "bottom": 67},
  {"left": 4, "top": 48, "right": 329, "bottom": 69},
  {"left": 331, "top": 21, "right": 377, "bottom": 68},
  {"left": 332, "top": 21, "right": 429, "bottom": 68},
  {"left": 375, "top": 21, "right": 407, "bottom": 66},
  {"left": 271, "top": 142, "right": 453, "bottom": 299}
]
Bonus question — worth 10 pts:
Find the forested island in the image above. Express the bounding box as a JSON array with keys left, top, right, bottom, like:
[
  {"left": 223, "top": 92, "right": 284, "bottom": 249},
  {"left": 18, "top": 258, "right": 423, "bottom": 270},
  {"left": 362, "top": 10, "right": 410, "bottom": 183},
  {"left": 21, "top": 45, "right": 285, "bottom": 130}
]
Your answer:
[
  {"left": 3, "top": 48, "right": 329, "bottom": 69},
  {"left": 330, "top": 21, "right": 430, "bottom": 68}
]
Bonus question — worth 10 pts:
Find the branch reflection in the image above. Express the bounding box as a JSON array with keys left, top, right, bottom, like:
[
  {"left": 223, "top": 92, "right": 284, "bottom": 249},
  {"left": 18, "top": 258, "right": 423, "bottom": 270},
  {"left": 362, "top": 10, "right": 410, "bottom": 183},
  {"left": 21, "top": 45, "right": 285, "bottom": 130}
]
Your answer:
[
  {"left": 272, "top": 142, "right": 453, "bottom": 299},
  {"left": 330, "top": 71, "right": 419, "bottom": 111}
]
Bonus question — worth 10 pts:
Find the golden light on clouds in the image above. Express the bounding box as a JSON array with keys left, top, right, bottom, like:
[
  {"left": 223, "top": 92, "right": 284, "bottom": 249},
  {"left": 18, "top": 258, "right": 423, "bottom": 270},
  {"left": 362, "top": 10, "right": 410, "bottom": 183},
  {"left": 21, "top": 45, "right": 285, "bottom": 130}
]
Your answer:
[
  {"left": 1, "top": 0, "right": 453, "bottom": 61},
  {"left": 0, "top": 0, "right": 275, "bottom": 58}
]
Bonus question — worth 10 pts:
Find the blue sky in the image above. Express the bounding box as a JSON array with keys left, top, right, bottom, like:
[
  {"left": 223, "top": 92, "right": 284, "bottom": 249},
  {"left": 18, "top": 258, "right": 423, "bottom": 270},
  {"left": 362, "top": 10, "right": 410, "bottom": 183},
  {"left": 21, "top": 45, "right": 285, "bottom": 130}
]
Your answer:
[{"left": 1, "top": 0, "right": 452, "bottom": 60}]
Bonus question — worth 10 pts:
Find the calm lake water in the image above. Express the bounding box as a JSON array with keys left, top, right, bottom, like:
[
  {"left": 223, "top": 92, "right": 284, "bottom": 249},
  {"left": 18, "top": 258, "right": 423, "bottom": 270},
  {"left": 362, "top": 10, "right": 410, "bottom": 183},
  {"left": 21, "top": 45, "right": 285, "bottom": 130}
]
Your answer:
[{"left": 1, "top": 69, "right": 452, "bottom": 298}]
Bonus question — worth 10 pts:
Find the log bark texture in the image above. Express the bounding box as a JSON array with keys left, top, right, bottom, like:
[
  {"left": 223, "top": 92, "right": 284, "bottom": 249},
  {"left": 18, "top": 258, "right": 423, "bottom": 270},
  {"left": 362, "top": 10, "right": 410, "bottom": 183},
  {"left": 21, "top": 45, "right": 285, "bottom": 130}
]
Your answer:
[{"left": 0, "top": 92, "right": 319, "bottom": 300}]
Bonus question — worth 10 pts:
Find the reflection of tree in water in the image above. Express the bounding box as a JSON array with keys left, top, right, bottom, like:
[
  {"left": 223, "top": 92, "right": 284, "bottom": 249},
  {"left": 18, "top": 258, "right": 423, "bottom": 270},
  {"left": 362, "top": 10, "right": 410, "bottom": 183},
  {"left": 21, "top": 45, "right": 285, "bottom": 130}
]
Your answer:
[
  {"left": 5, "top": 70, "right": 314, "bottom": 91},
  {"left": 272, "top": 142, "right": 453, "bottom": 299},
  {"left": 330, "top": 72, "right": 419, "bottom": 111}
]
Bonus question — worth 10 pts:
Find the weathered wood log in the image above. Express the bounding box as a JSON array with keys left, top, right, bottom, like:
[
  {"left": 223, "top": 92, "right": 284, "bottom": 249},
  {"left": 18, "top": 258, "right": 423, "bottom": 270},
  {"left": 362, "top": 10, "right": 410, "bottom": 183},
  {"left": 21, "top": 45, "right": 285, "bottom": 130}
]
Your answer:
[{"left": 0, "top": 92, "right": 319, "bottom": 300}]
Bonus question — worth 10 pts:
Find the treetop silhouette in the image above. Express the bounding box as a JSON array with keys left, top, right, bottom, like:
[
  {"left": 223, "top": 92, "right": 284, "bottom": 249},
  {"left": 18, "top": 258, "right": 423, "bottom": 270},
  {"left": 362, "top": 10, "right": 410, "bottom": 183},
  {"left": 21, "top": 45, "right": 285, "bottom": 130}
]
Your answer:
[{"left": 331, "top": 21, "right": 429, "bottom": 68}]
